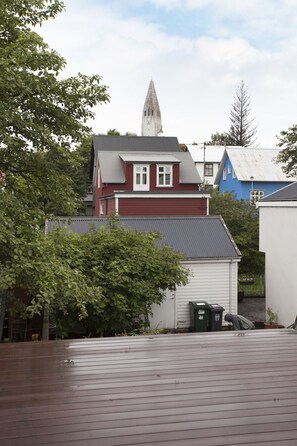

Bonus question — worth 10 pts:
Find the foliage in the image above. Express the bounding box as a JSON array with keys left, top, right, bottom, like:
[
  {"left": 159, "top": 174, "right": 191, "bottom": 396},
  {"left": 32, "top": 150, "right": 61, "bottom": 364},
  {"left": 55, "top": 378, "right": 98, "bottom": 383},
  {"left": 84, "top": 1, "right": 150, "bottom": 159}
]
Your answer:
[
  {"left": 49, "top": 219, "right": 189, "bottom": 337},
  {"left": 209, "top": 189, "right": 264, "bottom": 274},
  {"left": 106, "top": 128, "right": 121, "bottom": 136},
  {"left": 0, "top": 0, "right": 109, "bottom": 215},
  {"left": 0, "top": 1, "right": 110, "bottom": 332},
  {"left": 0, "top": 191, "right": 103, "bottom": 322},
  {"left": 276, "top": 124, "right": 297, "bottom": 177},
  {"left": 266, "top": 307, "right": 278, "bottom": 325},
  {"left": 228, "top": 81, "right": 257, "bottom": 147},
  {"left": 205, "top": 132, "right": 234, "bottom": 146}
]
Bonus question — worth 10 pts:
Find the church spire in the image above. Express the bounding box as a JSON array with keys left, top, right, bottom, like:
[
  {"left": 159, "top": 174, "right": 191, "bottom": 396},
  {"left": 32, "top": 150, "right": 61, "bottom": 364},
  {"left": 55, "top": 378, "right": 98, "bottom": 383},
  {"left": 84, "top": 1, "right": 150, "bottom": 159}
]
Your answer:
[{"left": 141, "top": 80, "right": 163, "bottom": 136}]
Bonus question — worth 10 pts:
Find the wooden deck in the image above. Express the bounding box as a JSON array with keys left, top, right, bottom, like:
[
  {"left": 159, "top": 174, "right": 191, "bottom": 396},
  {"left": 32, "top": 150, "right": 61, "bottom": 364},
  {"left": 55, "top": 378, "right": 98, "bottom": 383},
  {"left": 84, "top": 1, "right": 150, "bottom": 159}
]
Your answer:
[{"left": 1, "top": 330, "right": 297, "bottom": 445}]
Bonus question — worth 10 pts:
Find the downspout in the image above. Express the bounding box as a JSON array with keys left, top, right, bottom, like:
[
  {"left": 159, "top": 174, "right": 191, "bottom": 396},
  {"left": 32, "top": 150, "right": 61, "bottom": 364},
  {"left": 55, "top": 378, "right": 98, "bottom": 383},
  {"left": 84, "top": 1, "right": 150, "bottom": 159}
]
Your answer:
[
  {"left": 115, "top": 195, "right": 119, "bottom": 214},
  {"left": 229, "top": 259, "right": 233, "bottom": 314}
]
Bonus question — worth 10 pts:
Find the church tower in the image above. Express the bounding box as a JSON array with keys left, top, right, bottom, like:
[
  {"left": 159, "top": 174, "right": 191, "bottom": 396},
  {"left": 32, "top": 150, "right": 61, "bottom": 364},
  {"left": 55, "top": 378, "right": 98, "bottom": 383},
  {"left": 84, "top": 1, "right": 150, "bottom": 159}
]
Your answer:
[{"left": 141, "top": 80, "right": 163, "bottom": 136}]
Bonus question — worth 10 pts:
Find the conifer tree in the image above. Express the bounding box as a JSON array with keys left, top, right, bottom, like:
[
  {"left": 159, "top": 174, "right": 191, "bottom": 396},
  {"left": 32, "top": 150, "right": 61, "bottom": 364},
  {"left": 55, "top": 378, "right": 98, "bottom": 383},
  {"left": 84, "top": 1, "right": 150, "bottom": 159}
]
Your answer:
[{"left": 228, "top": 81, "right": 257, "bottom": 147}]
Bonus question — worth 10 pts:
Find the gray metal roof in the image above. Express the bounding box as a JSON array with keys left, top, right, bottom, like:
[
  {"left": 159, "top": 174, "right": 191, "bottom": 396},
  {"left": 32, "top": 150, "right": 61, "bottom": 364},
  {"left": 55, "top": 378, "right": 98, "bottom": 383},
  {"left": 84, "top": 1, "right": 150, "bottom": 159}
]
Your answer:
[
  {"left": 98, "top": 150, "right": 201, "bottom": 184},
  {"left": 260, "top": 181, "right": 297, "bottom": 201},
  {"left": 93, "top": 135, "right": 180, "bottom": 152},
  {"left": 214, "top": 148, "right": 296, "bottom": 184},
  {"left": 47, "top": 216, "right": 241, "bottom": 260}
]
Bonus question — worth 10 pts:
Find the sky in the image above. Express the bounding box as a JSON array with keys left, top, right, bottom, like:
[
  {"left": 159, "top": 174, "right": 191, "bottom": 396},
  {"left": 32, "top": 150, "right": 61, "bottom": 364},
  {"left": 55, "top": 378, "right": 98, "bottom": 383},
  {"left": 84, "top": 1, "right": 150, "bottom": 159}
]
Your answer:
[{"left": 38, "top": 0, "right": 297, "bottom": 147}]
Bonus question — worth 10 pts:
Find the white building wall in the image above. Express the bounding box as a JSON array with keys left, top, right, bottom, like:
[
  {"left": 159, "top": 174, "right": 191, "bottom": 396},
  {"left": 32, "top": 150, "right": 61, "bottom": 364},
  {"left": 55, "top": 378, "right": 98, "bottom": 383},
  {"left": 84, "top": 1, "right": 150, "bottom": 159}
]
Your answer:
[
  {"left": 259, "top": 205, "right": 297, "bottom": 327},
  {"left": 195, "top": 162, "right": 220, "bottom": 186},
  {"left": 149, "top": 259, "right": 238, "bottom": 330}
]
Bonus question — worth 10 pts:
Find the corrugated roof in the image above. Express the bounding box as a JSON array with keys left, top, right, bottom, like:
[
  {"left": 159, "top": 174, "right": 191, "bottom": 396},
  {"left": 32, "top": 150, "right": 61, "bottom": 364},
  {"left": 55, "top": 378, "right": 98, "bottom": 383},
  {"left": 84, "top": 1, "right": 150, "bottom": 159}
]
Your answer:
[
  {"left": 260, "top": 181, "right": 297, "bottom": 201},
  {"left": 98, "top": 151, "right": 201, "bottom": 184},
  {"left": 187, "top": 145, "right": 226, "bottom": 163},
  {"left": 93, "top": 135, "right": 180, "bottom": 152},
  {"left": 47, "top": 216, "right": 241, "bottom": 260},
  {"left": 221, "top": 148, "right": 294, "bottom": 182}
]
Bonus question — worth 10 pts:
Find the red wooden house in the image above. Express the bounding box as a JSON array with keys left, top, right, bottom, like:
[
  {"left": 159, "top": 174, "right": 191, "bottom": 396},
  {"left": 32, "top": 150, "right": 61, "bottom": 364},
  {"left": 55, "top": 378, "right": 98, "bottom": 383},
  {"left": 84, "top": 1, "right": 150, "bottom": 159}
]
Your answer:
[{"left": 89, "top": 135, "right": 210, "bottom": 217}]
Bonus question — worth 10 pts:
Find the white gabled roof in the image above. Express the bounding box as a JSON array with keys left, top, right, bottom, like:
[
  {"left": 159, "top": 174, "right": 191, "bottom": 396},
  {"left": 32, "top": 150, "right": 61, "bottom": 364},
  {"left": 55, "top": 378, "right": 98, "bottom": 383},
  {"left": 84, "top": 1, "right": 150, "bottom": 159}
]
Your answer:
[
  {"left": 215, "top": 148, "right": 296, "bottom": 183},
  {"left": 187, "top": 145, "right": 225, "bottom": 163}
]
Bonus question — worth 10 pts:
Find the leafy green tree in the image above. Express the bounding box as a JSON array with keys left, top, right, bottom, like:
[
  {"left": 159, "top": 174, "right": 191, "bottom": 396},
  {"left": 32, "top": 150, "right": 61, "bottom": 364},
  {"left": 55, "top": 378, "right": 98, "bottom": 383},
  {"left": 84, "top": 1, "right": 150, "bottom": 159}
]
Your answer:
[
  {"left": 106, "top": 128, "right": 121, "bottom": 136},
  {"left": 276, "top": 124, "right": 297, "bottom": 176},
  {"left": 205, "top": 132, "right": 234, "bottom": 146},
  {"left": 0, "top": 191, "right": 103, "bottom": 323},
  {"left": 0, "top": 0, "right": 109, "bottom": 215},
  {"left": 0, "top": 0, "right": 110, "bottom": 335},
  {"left": 210, "top": 189, "right": 264, "bottom": 274},
  {"left": 228, "top": 81, "right": 257, "bottom": 147},
  {"left": 49, "top": 219, "right": 189, "bottom": 337}
]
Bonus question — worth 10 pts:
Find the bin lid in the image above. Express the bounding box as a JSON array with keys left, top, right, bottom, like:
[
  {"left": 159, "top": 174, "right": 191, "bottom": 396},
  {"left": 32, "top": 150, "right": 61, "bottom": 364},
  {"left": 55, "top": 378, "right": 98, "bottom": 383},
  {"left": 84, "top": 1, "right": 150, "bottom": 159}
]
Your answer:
[
  {"left": 189, "top": 301, "right": 209, "bottom": 307},
  {"left": 209, "top": 304, "right": 225, "bottom": 311}
]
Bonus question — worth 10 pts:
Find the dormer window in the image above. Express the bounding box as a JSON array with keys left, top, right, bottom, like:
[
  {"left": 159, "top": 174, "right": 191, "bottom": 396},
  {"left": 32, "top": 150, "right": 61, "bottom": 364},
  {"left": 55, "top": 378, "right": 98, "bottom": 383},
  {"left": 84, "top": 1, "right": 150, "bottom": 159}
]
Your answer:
[
  {"left": 134, "top": 165, "right": 150, "bottom": 191},
  {"left": 157, "top": 165, "right": 172, "bottom": 187}
]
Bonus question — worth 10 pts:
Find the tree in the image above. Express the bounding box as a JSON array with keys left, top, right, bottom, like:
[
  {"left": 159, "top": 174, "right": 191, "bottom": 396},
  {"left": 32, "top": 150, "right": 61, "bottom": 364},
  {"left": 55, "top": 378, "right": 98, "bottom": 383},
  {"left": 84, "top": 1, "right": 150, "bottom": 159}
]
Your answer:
[
  {"left": 106, "top": 128, "right": 121, "bottom": 136},
  {"left": 0, "top": 191, "right": 103, "bottom": 323},
  {"left": 205, "top": 132, "right": 234, "bottom": 146},
  {"left": 209, "top": 189, "right": 264, "bottom": 274},
  {"left": 228, "top": 81, "right": 257, "bottom": 147},
  {"left": 0, "top": 0, "right": 109, "bottom": 215},
  {"left": 48, "top": 219, "right": 189, "bottom": 337},
  {"left": 276, "top": 124, "right": 297, "bottom": 176},
  {"left": 0, "top": 1, "right": 110, "bottom": 333}
]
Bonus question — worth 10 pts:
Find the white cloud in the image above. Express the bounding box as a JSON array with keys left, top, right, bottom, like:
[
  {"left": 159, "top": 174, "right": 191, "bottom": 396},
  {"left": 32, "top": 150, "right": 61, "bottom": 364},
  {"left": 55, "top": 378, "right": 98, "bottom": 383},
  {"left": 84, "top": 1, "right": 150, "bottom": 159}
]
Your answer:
[{"left": 38, "top": 0, "right": 297, "bottom": 146}]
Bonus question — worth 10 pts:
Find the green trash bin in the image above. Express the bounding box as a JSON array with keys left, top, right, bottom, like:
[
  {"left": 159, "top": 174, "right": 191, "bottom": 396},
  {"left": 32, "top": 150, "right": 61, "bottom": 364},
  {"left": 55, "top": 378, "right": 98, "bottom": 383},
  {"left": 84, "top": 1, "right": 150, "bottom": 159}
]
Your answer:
[
  {"left": 189, "top": 301, "right": 210, "bottom": 332},
  {"left": 208, "top": 304, "right": 225, "bottom": 331}
]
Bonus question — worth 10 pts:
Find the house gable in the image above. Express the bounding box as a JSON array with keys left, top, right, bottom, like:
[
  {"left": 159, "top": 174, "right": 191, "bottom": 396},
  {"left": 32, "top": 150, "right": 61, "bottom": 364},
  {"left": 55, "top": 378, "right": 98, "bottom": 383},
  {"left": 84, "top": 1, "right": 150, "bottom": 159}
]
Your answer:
[
  {"left": 214, "top": 148, "right": 296, "bottom": 201},
  {"left": 90, "top": 135, "right": 207, "bottom": 217}
]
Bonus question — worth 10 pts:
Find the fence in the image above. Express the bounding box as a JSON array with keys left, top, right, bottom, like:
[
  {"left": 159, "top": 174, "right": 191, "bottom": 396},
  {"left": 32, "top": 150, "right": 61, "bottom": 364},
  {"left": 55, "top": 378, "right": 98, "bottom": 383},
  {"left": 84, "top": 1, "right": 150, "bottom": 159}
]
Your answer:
[{"left": 238, "top": 275, "right": 265, "bottom": 297}]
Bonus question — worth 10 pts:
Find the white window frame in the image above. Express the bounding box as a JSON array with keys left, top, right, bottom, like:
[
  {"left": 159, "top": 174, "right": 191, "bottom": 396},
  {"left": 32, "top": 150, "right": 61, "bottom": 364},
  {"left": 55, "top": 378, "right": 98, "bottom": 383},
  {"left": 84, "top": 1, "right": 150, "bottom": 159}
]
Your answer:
[
  {"left": 157, "top": 164, "right": 173, "bottom": 187},
  {"left": 97, "top": 166, "right": 101, "bottom": 188},
  {"left": 133, "top": 164, "right": 150, "bottom": 191},
  {"left": 204, "top": 163, "right": 213, "bottom": 177},
  {"left": 99, "top": 201, "right": 105, "bottom": 215},
  {"left": 223, "top": 168, "right": 226, "bottom": 180},
  {"left": 250, "top": 190, "right": 264, "bottom": 204},
  {"left": 227, "top": 165, "right": 231, "bottom": 174}
]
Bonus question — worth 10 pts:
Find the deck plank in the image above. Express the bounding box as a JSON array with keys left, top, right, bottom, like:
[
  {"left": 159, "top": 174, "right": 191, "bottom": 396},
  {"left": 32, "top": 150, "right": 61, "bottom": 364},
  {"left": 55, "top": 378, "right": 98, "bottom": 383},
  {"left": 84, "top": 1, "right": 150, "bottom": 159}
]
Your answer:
[{"left": 1, "top": 330, "right": 297, "bottom": 445}]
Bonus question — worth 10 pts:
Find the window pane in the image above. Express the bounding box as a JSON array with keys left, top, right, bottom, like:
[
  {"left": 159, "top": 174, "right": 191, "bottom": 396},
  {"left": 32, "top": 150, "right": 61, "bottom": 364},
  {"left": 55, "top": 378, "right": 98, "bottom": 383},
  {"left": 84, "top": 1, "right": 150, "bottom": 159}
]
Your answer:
[{"left": 165, "top": 173, "right": 171, "bottom": 184}]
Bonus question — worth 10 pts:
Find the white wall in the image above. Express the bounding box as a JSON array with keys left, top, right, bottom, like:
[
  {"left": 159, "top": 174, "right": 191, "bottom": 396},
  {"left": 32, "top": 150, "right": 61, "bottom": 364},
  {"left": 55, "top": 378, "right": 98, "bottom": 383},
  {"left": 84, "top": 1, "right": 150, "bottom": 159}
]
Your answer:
[
  {"left": 195, "top": 162, "right": 220, "bottom": 186},
  {"left": 259, "top": 205, "right": 297, "bottom": 327},
  {"left": 149, "top": 259, "right": 238, "bottom": 330}
]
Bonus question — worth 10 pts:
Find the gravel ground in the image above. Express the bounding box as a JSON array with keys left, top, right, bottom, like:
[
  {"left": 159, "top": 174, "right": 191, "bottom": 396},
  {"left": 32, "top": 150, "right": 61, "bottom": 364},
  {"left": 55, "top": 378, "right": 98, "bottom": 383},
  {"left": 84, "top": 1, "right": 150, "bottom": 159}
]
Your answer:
[{"left": 238, "top": 296, "right": 266, "bottom": 322}]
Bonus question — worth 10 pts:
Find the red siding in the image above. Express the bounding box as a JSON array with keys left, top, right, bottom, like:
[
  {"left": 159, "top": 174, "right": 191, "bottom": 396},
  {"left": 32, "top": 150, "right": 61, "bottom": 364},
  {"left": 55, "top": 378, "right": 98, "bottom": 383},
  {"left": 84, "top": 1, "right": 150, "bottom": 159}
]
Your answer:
[{"left": 118, "top": 197, "right": 207, "bottom": 216}]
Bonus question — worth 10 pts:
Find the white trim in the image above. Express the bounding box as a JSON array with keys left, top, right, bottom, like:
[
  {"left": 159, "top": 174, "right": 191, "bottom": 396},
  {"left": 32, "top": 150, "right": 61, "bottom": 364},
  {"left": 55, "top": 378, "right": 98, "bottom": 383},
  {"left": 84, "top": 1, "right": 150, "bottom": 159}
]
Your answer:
[
  {"left": 156, "top": 164, "right": 173, "bottom": 187},
  {"left": 97, "top": 166, "right": 101, "bottom": 188},
  {"left": 113, "top": 193, "right": 211, "bottom": 199},
  {"left": 183, "top": 259, "right": 240, "bottom": 264},
  {"left": 257, "top": 201, "right": 297, "bottom": 208},
  {"left": 115, "top": 196, "right": 119, "bottom": 212},
  {"left": 133, "top": 164, "right": 150, "bottom": 191}
]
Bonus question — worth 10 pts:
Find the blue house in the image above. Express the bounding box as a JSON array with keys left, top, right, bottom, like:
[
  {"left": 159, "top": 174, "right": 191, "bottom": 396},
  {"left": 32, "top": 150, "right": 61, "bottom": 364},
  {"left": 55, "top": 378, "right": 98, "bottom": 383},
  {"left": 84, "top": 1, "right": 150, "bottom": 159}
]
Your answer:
[{"left": 214, "top": 148, "right": 296, "bottom": 202}]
